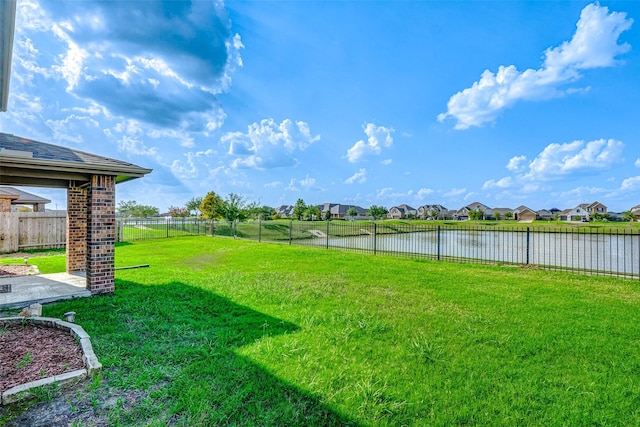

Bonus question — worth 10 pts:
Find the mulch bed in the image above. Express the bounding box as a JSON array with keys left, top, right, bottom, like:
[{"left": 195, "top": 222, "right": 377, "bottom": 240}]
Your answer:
[
  {"left": 0, "top": 264, "right": 35, "bottom": 277},
  {"left": 0, "top": 323, "right": 86, "bottom": 394}
]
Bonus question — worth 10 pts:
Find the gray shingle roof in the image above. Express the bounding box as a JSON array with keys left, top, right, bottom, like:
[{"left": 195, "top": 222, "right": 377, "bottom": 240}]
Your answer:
[
  {"left": 0, "top": 132, "right": 151, "bottom": 186},
  {"left": 0, "top": 186, "right": 50, "bottom": 204}
]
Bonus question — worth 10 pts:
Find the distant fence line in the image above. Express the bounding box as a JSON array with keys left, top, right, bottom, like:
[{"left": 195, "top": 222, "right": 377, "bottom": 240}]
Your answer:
[{"left": 117, "top": 218, "right": 640, "bottom": 280}]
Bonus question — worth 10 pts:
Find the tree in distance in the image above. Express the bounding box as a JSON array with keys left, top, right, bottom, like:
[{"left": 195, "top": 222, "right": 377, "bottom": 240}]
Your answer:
[
  {"left": 346, "top": 207, "right": 358, "bottom": 220},
  {"left": 117, "top": 200, "right": 159, "bottom": 218},
  {"left": 186, "top": 196, "right": 203, "bottom": 217},
  {"left": 368, "top": 205, "right": 388, "bottom": 220},
  {"left": 168, "top": 206, "right": 189, "bottom": 218},
  {"left": 293, "top": 199, "right": 306, "bottom": 221},
  {"left": 199, "top": 191, "right": 224, "bottom": 220},
  {"left": 305, "top": 205, "right": 320, "bottom": 221}
]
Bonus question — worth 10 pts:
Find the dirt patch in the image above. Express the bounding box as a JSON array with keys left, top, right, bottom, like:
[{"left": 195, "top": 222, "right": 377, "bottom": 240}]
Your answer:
[
  {"left": 0, "top": 323, "right": 85, "bottom": 394},
  {"left": 2, "top": 378, "right": 175, "bottom": 427},
  {"left": 0, "top": 265, "right": 37, "bottom": 277}
]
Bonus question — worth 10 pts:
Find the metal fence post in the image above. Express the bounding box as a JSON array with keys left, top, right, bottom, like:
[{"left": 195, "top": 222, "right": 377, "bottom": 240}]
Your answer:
[
  {"left": 373, "top": 222, "right": 377, "bottom": 255},
  {"left": 289, "top": 221, "right": 292, "bottom": 245},
  {"left": 437, "top": 225, "right": 441, "bottom": 261},
  {"left": 326, "top": 220, "right": 329, "bottom": 249},
  {"left": 526, "top": 227, "right": 530, "bottom": 265},
  {"left": 258, "top": 218, "right": 262, "bottom": 242},
  {"left": 166, "top": 218, "right": 169, "bottom": 238}
]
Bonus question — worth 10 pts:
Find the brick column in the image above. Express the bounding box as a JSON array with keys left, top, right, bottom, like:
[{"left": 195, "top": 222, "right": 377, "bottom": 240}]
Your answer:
[
  {"left": 66, "top": 184, "right": 88, "bottom": 273},
  {"left": 86, "top": 175, "right": 116, "bottom": 294}
]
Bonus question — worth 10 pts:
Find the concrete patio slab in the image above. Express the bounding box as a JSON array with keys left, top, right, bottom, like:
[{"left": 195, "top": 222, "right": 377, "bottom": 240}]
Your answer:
[{"left": 0, "top": 273, "right": 90, "bottom": 309}]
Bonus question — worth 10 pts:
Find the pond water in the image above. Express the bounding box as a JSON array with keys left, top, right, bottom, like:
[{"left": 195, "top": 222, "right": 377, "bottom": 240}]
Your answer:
[{"left": 297, "top": 229, "right": 640, "bottom": 276}]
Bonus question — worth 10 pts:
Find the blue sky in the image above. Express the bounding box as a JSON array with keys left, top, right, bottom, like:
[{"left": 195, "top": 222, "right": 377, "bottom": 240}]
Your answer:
[{"left": 2, "top": 1, "right": 640, "bottom": 213}]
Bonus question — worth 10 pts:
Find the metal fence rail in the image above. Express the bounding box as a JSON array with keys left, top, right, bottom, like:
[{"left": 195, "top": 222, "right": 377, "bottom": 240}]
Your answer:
[{"left": 116, "top": 218, "right": 640, "bottom": 279}]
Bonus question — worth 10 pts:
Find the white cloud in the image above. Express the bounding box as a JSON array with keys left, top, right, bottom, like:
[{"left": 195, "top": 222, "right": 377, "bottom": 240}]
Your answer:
[
  {"left": 116, "top": 135, "right": 158, "bottom": 157},
  {"left": 416, "top": 188, "right": 434, "bottom": 199},
  {"left": 525, "top": 138, "right": 623, "bottom": 180},
  {"left": 635, "top": 158, "right": 640, "bottom": 167},
  {"left": 482, "top": 177, "right": 515, "bottom": 190},
  {"left": 171, "top": 153, "right": 198, "bottom": 179},
  {"left": 345, "top": 168, "right": 367, "bottom": 184},
  {"left": 506, "top": 155, "right": 527, "bottom": 172},
  {"left": 620, "top": 176, "right": 640, "bottom": 192},
  {"left": 45, "top": 114, "right": 100, "bottom": 144},
  {"left": 346, "top": 123, "right": 394, "bottom": 163},
  {"left": 222, "top": 118, "right": 320, "bottom": 170},
  {"left": 559, "top": 186, "right": 607, "bottom": 199},
  {"left": 438, "top": 3, "right": 633, "bottom": 129},
  {"left": 286, "top": 176, "right": 322, "bottom": 192},
  {"left": 444, "top": 188, "right": 467, "bottom": 198},
  {"left": 380, "top": 159, "right": 393, "bottom": 165},
  {"left": 264, "top": 181, "right": 282, "bottom": 188}
]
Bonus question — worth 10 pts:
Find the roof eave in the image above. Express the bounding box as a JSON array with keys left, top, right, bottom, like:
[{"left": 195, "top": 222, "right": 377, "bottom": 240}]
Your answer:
[
  {"left": 0, "top": 0, "right": 17, "bottom": 112},
  {"left": 0, "top": 155, "right": 152, "bottom": 178}
]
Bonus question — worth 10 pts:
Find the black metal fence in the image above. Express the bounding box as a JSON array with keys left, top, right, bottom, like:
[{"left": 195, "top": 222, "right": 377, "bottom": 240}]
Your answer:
[{"left": 116, "top": 218, "right": 640, "bottom": 279}]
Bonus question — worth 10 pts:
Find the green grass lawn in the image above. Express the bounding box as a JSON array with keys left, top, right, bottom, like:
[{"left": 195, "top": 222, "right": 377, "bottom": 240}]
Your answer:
[{"left": 4, "top": 236, "right": 640, "bottom": 426}]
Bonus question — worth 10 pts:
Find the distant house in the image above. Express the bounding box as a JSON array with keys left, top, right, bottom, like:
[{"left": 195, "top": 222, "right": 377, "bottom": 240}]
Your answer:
[
  {"left": 388, "top": 204, "right": 417, "bottom": 219},
  {"left": 318, "top": 203, "right": 368, "bottom": 220},
  {"left": 513, "top": 205, "right": 537, "bottom": 222},
  {"left": 631, "top": 205, "right": 640, "bottom": 216},
  {"left": 275, "top": 205, "right": 294, "bottom": 218},
  {"left": 561, "top": 204, "right": 590, "bottom": 222},
  {"left": 585, "top": 201, "right": 607, "bottom": 215},
  {"left": 559, "top": 202, "right": 607, "bottom": 222},
  {"left": 454, "top": 202, "right": 489, "bottom": 220},
  {"left": 536, "top": 209, "right": 554, "bottom": 221},
  {"left": 487, "top": 207, "right": 513, "bottom": 220},
  {"left": 0, "top": 186, "right": 50, "bottom": 212},
  {"left": 417, "top": 204, "right": 448, "bottom": 219}
]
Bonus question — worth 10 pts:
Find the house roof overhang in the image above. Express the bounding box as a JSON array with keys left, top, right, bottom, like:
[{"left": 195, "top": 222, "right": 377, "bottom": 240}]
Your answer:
[
  {"left": 0, "top": 133, "right": 152, "bottom": 188},
  {"left": 0, "top": 0, "right": 17, "bottom": 112}
]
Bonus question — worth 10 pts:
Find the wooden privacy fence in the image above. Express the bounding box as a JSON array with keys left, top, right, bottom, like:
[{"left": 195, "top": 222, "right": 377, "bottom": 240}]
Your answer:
[{"left": 0, "top": 212, "right": 66, "bottom": 252}]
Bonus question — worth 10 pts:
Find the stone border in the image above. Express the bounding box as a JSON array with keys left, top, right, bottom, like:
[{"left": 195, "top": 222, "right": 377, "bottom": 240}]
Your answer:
[{"left": 0, "top": 316, "right": 102, "bottom": 405}]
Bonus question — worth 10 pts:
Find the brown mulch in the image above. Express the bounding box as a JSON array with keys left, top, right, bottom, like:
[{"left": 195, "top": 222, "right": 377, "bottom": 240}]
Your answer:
[
  {"left": 0, "top": 323, "right": 86, "bottom": 394},
  {"left": 0, "top": 264, "right": 34, "bottom": 277}
]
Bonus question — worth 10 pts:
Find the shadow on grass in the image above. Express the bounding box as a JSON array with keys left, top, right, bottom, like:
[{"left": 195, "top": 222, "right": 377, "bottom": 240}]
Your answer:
[{"left": 10, "top": 279, "right": 359, "bottom": 426}]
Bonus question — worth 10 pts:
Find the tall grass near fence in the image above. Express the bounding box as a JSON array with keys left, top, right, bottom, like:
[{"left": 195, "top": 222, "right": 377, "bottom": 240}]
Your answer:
[{"left": 117, "top": 218, "right": 640, "bottom": 280}]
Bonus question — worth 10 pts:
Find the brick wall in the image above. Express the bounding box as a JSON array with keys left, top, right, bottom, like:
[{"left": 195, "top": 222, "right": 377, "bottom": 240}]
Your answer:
[
  {"left": 66, "top": 185, "right": 87, "bottom": 273},
  {"left": 0, "top": 198, "right": 11, "bottom": 213},
  {"left": 86, "top": 175, "right": 115, "bottom": 294}
]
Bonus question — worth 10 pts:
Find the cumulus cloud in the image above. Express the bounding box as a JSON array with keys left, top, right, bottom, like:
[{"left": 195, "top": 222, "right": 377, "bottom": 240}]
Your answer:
[
  {"left": 222, "top": 118, "right": 320, "bottom": 169},
  {"left": 506, "top": 155, "right": 528, "bottom": 172},
  {"left": 45, "top": 114, "right": 100, "bottom": 144},
  {"left": 417, "top": 188, "right": 434, "bottom": 199},
  {"left": 635, "top": 158, "right": 640, "bottom": 167},
  {"left": 620, "top": 176, "right": 640, "bottom": 192},
  {"left": 444, "top": 188, "right": 467, "bottom": 198},
  {"left": 438, "top": 3, "right": 633, "bottom": 129},
  {"left": 345, "top": 168, "right": 367, "bottom": 184},
  {"left": 559, "top": 186, "right": 607, "bottom": 199},
  {"left": 483, "top": 139, "right": 624, "bottom": 195},
  {"left": 21, "top": 0, "right": 242, "bottom": 131},
  {"left": 482, "top": 177, "right": 515, "bottom": 190},
  {"left": 286, "top": 176, "right": 322, "bottom": 192},
  {"left": 346, "top": 123, "right": 394, "bottom": 163},
  {"left": 525, "top": 138, "right": 623, "bottom": 180}
]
